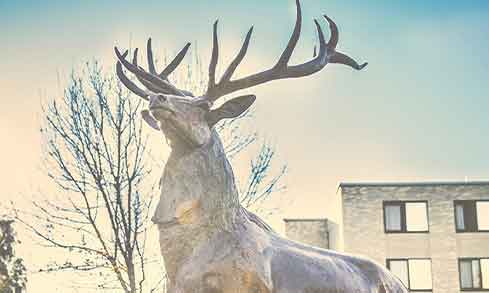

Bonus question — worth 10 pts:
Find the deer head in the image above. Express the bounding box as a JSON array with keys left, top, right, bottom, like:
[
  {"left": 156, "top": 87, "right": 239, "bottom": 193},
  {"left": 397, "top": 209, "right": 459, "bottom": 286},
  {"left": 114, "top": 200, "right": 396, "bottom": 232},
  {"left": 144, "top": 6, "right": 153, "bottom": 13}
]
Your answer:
[{"left": 115, "top": 0, "right": 367, "bottom": 150}]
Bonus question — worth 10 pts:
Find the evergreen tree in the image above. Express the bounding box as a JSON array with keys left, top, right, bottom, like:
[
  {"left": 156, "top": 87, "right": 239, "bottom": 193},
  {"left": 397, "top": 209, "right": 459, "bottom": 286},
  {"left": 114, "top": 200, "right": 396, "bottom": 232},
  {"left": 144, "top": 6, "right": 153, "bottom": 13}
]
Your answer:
[{"left": 0, "top": 219, "right": 26, "bottom": 293}]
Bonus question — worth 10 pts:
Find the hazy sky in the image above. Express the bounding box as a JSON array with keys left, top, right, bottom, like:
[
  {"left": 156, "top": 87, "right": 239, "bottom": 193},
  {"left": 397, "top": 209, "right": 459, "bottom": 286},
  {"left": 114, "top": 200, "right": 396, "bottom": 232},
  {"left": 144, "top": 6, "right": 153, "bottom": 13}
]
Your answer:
[{"left": 1, "top": 0, "right": 489, "bottom": 291}]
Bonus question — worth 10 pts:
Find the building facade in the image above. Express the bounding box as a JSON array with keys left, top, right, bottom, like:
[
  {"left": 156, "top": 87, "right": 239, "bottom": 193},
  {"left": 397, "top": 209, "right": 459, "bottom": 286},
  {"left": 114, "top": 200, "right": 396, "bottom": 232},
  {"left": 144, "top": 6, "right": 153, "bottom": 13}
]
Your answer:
[
  {"left": 340, "top": 182, "right": 489, "bottom": 293},
  {"left": 283, "top": 218, "right": 329, "bottom": 249}
]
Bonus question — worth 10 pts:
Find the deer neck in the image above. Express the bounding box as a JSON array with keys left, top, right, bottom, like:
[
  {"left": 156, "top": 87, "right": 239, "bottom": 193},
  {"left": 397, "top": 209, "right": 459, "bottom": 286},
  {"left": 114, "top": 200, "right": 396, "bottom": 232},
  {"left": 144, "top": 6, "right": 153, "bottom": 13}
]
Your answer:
[{"left": 153, "top": 130, "right": 242, "bottom": 273}]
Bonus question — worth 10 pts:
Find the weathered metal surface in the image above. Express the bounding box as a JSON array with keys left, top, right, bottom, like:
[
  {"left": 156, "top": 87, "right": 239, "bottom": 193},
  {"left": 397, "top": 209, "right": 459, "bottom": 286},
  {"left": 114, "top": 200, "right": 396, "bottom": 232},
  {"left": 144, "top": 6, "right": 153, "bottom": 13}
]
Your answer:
[{"left": 151, "top": 129, "right": 406, "bottom": 292}]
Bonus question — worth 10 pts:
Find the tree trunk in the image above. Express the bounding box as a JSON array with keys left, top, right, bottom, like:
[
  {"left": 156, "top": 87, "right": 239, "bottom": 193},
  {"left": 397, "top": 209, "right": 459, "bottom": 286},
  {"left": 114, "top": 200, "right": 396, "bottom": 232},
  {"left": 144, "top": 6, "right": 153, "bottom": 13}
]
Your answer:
[{"left": 127, "top": 259, "right": 137, "bottom": 293}]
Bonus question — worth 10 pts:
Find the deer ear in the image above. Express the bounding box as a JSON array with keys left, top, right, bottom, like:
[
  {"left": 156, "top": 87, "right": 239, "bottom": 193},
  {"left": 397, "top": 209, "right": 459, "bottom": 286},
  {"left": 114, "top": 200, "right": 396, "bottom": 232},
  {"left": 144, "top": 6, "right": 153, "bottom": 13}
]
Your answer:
[
  {"left": 206, "top": 95, "right": 256, "bottom": 127},
  {"left": 141, "top": 110, "right": 160, "bottom": 130}
]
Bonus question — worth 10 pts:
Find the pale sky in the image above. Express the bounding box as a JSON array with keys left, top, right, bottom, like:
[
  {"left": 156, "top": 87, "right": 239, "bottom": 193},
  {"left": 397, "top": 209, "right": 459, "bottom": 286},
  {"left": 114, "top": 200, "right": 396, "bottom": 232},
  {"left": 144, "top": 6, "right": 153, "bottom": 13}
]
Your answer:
[{"left": 1, "top": 0, "right": 489, "bottom": 291}]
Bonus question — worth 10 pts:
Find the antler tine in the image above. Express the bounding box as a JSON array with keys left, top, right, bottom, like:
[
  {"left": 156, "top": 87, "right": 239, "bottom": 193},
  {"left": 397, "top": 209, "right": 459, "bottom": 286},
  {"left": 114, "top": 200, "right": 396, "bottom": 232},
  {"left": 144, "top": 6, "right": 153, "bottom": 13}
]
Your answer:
[
  {"left": 146, "top": 38, "right": 158, "bottom": 75},
  {"left": 146, "top": 39, "right": 195, "bottom": 96},
  {"left": 322, "top": 15, "right": 368, "bottom": 70},
  {"left": 159, "top": 42, "right": 191, "bottom": 79},
  {"left": 116, "top": 51, "right": 149, "bottom": 100},
  {"left": 275, "top": 0, "right": 302, "bottom": 68},
  {"left": 208, "top": 20, "right": 219, "bottom": 91},
  {"left": 219, "top": 26, "right": 254, "bottom": 84},
  {"left": 147, "top": 38, "right": 192, "bottom": 78},
  {"left": 114, "top": 46, "right": 185, "bottom": 96},
  {"left": 323, "top": 15, "right": 338, "bottom": 49},
  {"left": 282, "top": 18, "right": 327, "bottom": 77},
  {"left": 132, "top": 48, "right": 175, "bottom": 95},
  {"left": 329, "top": 51, "right": 368, "bottom": 70}
]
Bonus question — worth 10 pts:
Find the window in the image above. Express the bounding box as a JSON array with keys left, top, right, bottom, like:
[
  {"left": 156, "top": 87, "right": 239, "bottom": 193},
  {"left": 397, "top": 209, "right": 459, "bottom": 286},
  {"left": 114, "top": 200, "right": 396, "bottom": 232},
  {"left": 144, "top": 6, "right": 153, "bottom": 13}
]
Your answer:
[
  {"left": 454, "top": 200, "right": 489, "bottom": 232},
  {"left": 459, "top": 258, "right": 489, "bottom": 290},
  {"left": 385, "top": 204, "right": 402, "bottom": 231},
  {"left": 384, "top": 201, "right": 429, "bottom": 233},
  {"left": 387, "top": 258, "right": 433, "bottom": 291}
]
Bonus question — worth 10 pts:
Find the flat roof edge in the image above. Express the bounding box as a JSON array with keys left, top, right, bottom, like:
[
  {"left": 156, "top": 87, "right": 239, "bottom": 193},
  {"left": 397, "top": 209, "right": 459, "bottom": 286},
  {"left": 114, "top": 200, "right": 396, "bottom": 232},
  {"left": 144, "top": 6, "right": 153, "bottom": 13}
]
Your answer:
[{"left": 339, "top": 180, "right": 489, "bottom": 188}]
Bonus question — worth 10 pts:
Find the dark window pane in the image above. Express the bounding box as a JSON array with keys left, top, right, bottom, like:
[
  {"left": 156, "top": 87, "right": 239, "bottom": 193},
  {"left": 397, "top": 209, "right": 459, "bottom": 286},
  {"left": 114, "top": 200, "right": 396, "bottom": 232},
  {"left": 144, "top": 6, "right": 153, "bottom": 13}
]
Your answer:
[
  {"left": 455, "top": 204, "right": 465, "bottom": 230},
  {"left": 464, "top": 201, "right": 477, "bottom": 232},
  {"left": 460, "top": 260, "right": 474, "bottom": 288},
  {"left": 385, "top": 204, "right": 402, "bottom": 231}
]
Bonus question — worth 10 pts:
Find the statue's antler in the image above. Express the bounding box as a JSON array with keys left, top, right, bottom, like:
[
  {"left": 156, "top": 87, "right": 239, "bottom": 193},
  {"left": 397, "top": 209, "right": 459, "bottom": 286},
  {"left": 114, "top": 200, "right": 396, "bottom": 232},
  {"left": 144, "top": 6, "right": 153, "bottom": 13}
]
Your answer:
[
  {"left": 114, "top": 0, "right": 367, "bottom": 104},
  {"left": 114, "top": 40, "right": 193, "bottom": 99},
  {"left": 205, "top": 0, "right": 367, "bottom": 102}
]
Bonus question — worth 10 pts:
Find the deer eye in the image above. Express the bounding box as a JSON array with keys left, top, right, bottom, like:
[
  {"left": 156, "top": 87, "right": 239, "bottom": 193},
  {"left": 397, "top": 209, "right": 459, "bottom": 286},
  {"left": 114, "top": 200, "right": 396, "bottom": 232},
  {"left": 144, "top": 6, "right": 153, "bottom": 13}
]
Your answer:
[
  {"left": 196, "top": 102, "right": 210, "bottom": 111},
  {"left": 157, "top": 94, "right": 167, "bottom": 102},
  {"left": 199, "top": 104, "right": 210, "bottom": 111}
]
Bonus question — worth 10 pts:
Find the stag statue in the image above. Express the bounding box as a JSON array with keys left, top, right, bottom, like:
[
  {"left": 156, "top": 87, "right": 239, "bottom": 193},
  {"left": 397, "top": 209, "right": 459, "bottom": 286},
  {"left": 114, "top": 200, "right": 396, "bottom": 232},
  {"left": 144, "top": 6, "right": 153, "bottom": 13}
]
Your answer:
[{"left": 114, "top": 1, "right": 407, "bottom": 292}]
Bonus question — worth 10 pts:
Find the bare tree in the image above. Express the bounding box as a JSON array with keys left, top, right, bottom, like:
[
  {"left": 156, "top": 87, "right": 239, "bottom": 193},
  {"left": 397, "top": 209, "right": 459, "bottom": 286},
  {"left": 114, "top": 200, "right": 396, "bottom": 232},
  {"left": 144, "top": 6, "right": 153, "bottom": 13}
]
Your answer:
[
  {"left": 14, "top": 50, "right": 286, "bottom": 291},
  {"left": 15, "top": 62, "right": 159, "bottom": 292}
]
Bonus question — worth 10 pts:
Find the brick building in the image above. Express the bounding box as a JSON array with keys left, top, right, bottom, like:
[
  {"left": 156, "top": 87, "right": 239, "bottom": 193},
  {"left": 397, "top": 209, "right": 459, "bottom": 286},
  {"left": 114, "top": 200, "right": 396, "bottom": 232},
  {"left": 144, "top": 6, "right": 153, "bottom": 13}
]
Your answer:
[{"left": 284, "top": 181, "right": 489, "bottom": 292}]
